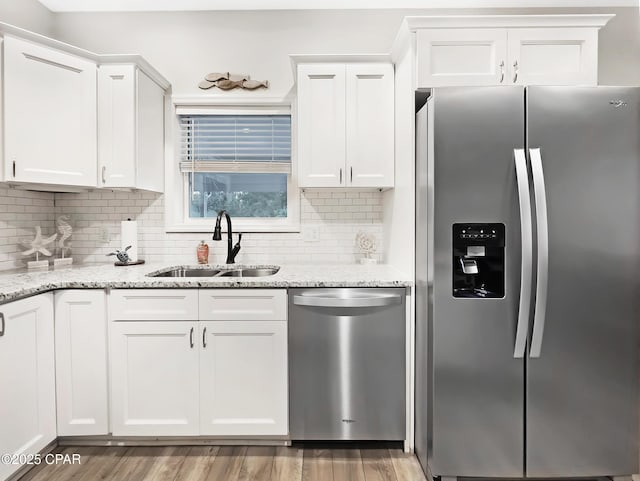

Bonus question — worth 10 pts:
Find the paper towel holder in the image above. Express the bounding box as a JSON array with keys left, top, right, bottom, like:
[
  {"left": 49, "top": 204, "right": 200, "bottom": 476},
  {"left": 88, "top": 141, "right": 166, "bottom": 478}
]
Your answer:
[{"left": 116, "top": 218, "right": 145, "bottom": 266}]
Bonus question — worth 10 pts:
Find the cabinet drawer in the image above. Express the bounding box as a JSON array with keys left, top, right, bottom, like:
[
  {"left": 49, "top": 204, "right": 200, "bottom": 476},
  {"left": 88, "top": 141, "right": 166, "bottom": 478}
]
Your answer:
[
  {"left": 199, "top": 289, "right": 287, "bottom": 321},
  {"left": 110, "top": 289, "right": 198, "bottom": 321}
]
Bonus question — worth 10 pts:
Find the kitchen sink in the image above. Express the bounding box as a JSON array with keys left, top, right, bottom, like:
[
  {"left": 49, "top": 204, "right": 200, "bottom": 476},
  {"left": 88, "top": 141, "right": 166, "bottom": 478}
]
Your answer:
[
  {"left": 213, "top": 268, "right": 280, "bottom": 277},
  {"left": 149, "top": 268, "right": 221, "bottom": 277},
  {"left": 148, "top": 266, "right": 280, "bottom": 278}
]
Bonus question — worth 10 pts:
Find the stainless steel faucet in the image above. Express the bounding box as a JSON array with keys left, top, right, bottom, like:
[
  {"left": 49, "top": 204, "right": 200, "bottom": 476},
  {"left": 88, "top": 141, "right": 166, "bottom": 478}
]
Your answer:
[{"left": 212, "top": 210, "right": 242, "bottom": 264}]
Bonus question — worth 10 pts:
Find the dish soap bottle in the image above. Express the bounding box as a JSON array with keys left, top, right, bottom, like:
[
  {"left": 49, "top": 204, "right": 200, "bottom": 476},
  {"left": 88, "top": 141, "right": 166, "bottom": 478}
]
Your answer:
[{"left": 197, "top": 240, "right": 209, "bottom": 264}]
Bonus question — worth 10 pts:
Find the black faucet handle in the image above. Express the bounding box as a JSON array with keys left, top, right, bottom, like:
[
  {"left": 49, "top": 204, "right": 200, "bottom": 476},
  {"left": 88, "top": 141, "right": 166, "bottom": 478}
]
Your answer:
[{"left": 230, "top": 233, "right": 242, "bottom": 263}]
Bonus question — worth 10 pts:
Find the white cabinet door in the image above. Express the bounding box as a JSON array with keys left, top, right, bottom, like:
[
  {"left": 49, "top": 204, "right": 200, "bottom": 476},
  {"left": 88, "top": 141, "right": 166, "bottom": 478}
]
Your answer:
[
  {"left": 0, "top": 294, "right": 55, "bottom": 481},
  {"left": 199, "top": 320, "right": 287, "bottom": 436},
  {"left": 3, "top": 36, "right": 97, "bottom": 187},
  {"left": 135, "top": 69, "right": 165, "bottom": 193},
  {"left": 97, "top": 65, "right": 165, "bottom": 191},
  {"left": 416, "top": 29, "right": 508, "bottom": 87},
  {"left": 297, "top": 63, "right": 346, "bottom": 188},
  {"left": 98, "top": 64, "right": 136, "bottom": 188},
  {"left": 346, "top": 64, "right": 394, "bottom": 188},
  {"left": 54, "top": 290, "right": 108, "bottom": 436},
  {"left": 110, "top": 321, "right": 199, "bottom": 436},
  {"left": 507, "top": 28, "right": 598, "bottom": 86}
]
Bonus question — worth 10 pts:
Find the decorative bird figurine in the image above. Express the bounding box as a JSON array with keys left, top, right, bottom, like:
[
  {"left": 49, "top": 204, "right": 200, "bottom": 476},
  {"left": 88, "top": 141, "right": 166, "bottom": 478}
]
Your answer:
[
  {"left": 21, "top": 226, "right": 57, "bottom": 262},
  {"left": 56, "top": 215, "right": 72, "bottom": 257},
  {"left": 107, "top": 245, "right": 132, "bottom": 264}
]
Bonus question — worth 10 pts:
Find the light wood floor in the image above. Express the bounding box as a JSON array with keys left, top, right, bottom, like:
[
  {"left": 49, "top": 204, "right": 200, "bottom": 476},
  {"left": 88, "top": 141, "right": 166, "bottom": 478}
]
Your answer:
[{"left": 19, "top": 445, "right": 429, "bottom": 481}]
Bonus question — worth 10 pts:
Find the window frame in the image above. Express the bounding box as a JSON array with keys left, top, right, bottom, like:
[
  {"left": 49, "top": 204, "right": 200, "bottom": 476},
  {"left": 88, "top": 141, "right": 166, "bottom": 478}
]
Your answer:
[{"left": 165, "top": 98, "right": 300, "bottom": 233}]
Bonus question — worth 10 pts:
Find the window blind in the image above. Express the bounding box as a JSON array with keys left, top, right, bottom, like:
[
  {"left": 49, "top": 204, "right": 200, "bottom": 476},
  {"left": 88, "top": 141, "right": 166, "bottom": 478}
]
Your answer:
[{"left": 179, "top": 115, "right": 292, "bottom": 174}]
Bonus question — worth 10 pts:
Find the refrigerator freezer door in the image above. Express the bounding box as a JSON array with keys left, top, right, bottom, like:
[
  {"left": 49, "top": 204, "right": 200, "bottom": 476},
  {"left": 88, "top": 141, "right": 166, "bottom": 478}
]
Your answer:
[
  {"left": 430, "top": 87, "right": 525, "bottom": 478},
  {"left": 526, "top": 86, "right": 640, "bottom": 477}
]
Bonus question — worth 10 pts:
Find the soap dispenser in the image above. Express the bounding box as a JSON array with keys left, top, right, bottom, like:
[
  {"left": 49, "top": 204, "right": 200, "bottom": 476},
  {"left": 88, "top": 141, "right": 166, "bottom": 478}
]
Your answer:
[{"left": 197, "top": 240, "right": 209, "bottom": 264}]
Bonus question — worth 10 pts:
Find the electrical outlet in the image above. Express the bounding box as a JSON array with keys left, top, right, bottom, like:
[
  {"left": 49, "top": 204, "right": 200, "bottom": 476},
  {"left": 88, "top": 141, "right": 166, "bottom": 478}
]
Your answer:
[
  {"left": 303, "top": 226, "right": 319, "bottom": 242},
  {"left": 98, "top": 226, "right": 110, "bottom": 243}
]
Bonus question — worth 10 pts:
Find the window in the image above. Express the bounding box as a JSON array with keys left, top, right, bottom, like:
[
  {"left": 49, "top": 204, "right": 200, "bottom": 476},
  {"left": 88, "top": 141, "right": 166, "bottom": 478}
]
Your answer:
[{"left": 172, "top": 109, "right": 299, "bottom": 232}]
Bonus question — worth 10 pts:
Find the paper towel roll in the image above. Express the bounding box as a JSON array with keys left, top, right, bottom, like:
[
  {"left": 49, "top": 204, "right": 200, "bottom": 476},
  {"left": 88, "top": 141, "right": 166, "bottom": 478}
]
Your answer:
[{"left": 121, "top": 219, "right": 138, "bottom": 262}]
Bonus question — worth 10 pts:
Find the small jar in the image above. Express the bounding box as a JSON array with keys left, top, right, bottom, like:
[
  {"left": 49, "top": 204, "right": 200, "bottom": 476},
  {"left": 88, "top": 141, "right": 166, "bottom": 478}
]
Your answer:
[{"left": 197, "top": 240, "right": 209, "bottom": 264}]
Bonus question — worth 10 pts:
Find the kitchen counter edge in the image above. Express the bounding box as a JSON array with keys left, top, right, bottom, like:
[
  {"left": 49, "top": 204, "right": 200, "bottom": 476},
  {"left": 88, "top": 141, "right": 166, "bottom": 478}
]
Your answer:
[{"left": 0, "top": 263, "right": 413, "bottom": 305}]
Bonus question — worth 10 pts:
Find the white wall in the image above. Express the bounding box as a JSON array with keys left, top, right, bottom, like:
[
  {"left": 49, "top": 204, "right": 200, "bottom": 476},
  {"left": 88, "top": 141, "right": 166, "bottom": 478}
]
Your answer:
[{"left": 0, "top": 0, "right": 54, "bottom": 36}]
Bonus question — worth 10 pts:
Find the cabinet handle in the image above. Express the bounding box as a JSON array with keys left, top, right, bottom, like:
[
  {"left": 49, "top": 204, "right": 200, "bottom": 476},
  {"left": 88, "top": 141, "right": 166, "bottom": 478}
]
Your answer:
[
  {"left": 12, "top": 161, "right": 16, "bottom": 178},
  {"left": 513, "top": 60, "right": 519, "bottom": 83},
  {"left": 101, "top": 166, "right": 106, "bottom": 184},
  {"left": 339, "top": 168, "right": 343, "bottom": 185},
  {"left": 0, "top": 313, "right": 4, "bottom": 337},
  {"left": 499, "top": 60, "right": 505, "bottom": 83},
  {"left": 350, "top": 166, "right": 353, "bottom": 183},
  {"left": 202, "top": 326, "right": 207, "bottom": 348},
  {"left": 189, "top": 327, "right": 194, "bottom": 348}
]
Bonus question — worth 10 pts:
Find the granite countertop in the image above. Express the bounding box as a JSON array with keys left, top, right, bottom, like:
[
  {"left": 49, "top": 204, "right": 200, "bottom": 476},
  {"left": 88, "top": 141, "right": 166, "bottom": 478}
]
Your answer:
[{"left": 0, "top": 263, "right": 413, "bottom": 304}]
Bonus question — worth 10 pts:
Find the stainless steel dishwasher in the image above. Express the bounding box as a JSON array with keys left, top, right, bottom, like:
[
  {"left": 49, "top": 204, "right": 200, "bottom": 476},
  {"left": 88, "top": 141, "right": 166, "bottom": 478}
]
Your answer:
[{"left": 288, "top": 288, "right": 406, "bottom": 441}]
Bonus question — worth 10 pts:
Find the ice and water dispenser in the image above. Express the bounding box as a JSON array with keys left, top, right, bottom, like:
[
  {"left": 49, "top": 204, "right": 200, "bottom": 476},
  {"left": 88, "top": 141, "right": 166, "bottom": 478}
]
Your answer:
[{"left": 452, "top": 223, "right": 505, "bottom": 298}]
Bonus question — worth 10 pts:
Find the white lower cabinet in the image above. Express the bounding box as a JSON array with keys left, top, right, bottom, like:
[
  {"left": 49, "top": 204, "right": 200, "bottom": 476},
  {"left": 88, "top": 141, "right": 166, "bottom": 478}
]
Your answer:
[
  {"left": 108, "top": 288, "right": 288, "bottom": 438},
  {"left": 199, "top": 320, "right": 288, "bottom": 436},
  {"left": 54, "top": 290, "right": 109, "bottom": 436},
  {"left": 0, "top": 294, "right": 56, "bottom": 481},
  {"left": 110, "top": 321, "right": 200, "bottom": 436}
]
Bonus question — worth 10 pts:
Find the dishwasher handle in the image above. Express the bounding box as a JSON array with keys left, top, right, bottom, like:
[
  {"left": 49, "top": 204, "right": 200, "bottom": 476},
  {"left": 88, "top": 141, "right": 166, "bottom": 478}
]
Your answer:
[{"left": 292, "top": 294, "right": 402, "bottom": 308}]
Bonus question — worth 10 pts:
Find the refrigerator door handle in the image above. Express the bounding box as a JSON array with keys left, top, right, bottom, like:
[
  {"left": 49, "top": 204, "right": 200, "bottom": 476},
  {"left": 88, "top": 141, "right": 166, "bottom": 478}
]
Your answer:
[
  {"left": 529, "top": 147, "right": 549, "bottom": 358},
  {"left": 513, "top": 148, "right": 533, "bottom": 358}
]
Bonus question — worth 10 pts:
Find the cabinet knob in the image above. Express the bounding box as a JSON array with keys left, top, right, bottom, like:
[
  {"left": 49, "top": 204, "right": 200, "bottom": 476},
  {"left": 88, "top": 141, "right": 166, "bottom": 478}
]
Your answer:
[
  {"left": 202, "top": 326, "right": 207, "bottom": 348},
  {"left": 513, "top": 60, "right": 519, "bottom": 84},
  {"left": 0, "top": 312, "right": 5, "bottom": 337},
  {"left": 12, "top": 161, "right": 16, "bottom": 178},
  {"left": 499, "top": 60, "right": 505, "bottom": 84},
  {"left": 350, "top": 166, "right": 353, "bottom": 183},
  {"left": 189, "top": 327, "right": 194, "bottom": 348},
  {"left": 101, "top": 166, "right": 107, "bottom": 184},
  {"left": 339, "top": 168, "right": 343, "bottom": 185}
]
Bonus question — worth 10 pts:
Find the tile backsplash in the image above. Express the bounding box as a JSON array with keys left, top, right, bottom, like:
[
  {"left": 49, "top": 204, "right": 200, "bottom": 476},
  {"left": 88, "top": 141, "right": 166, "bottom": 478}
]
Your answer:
[
  {"left": 0, "top": 186, "right": 56, "bottom": 271},
  {"left": 46, "top": 189, "right": 384, "bottom": 268}
]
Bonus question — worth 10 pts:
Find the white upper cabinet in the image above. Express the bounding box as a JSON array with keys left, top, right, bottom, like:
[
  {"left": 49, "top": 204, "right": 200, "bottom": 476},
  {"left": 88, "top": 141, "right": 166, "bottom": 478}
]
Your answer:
[
  {"left": 297, "top": 63, "right": 346, "bottom": 188},
  {"left": 0, "top": 23, "right": 170, "bottom": 192},
  {"left": 506, "top": 28, "right": 597, "bottom": 86},
  {"left": 295, "top": 57, "right": 394, "bottom": 189},
  {"left": 346, "top": 64, "right": 394, "bottom": 188},
  {"left": 417, "top": 29, "right": 508, "bottom": 86},
  {"left": 98, "top": 64, "right": 166, "bottom": 192},
  {"left": 3, "top": 35, "right": 97, "bottom": 187},
  {"left": 412, "top": 15, "right": 612, "bottom": 88},
  {"left": 0, "top": 294, "right": 56, "bottom": 481}
]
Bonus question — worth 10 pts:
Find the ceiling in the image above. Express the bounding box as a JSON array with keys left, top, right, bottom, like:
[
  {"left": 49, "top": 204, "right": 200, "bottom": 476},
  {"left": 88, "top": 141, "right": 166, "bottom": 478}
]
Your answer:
[{"left": 36, "top": 0, "right": 638, "bottom": 12}]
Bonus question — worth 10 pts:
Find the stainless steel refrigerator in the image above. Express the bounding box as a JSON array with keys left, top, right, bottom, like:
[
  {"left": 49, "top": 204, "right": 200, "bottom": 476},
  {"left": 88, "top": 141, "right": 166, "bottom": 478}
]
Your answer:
[{"left": 415, "top": 86, "right": 639, "bottom": 479}]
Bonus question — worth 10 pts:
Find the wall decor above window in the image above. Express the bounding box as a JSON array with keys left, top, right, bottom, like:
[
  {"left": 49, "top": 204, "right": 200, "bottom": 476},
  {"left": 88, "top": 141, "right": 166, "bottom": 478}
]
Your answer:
[{"left": 198, "top": 72, "right": 269, "bottom": 90}]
